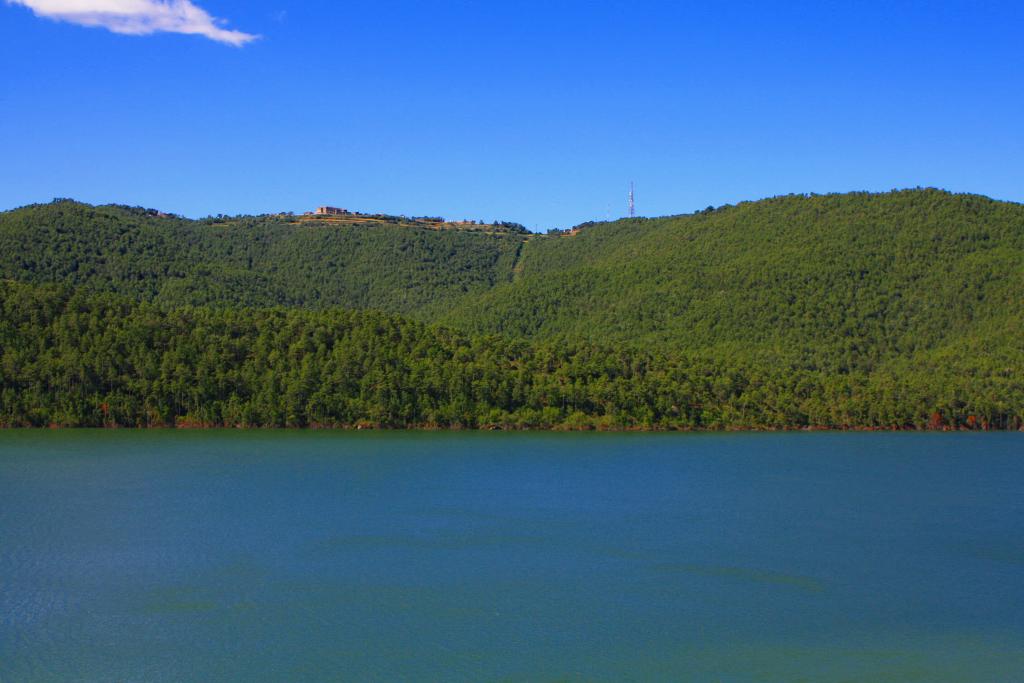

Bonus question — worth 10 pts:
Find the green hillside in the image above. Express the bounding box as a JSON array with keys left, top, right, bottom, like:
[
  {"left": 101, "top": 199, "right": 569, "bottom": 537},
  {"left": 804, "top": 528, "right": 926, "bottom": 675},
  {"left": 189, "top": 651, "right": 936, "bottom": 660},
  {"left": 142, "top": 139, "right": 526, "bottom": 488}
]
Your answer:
[
  {"left": 1, "top": 189, "right": 1022, "bottom": 430},
  {"left": 0, "top": 200, "right": 526, "bottom": 315},
  {"left": 445, "top": 189, "right": 1024, "bottom": 372}
]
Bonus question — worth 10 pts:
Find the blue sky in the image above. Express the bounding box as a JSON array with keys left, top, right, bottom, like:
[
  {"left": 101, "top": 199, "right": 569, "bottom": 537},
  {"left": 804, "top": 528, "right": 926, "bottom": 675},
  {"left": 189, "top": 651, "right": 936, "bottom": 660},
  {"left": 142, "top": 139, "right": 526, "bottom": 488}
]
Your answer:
[{"left": 1, "top": 0, "right": 1022, "bottom": 230}]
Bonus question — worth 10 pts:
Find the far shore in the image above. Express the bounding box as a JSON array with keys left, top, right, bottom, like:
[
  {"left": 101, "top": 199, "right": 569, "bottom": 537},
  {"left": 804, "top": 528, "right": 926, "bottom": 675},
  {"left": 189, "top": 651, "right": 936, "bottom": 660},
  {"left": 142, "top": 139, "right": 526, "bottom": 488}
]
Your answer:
[{"left": 4, "top": 423, "right": 1021, "bottom": 433}]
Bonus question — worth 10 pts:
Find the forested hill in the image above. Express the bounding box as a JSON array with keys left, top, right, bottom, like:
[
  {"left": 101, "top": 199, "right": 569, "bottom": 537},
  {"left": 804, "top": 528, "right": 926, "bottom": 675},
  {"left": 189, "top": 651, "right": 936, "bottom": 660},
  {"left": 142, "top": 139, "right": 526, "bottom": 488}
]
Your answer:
[
  {"left": 0, "top": 201, "right": 527, "bottom": 315},
  {"left": 1, "top": 189, "right": 1022, "bottom": 429},
  {"left": 5, "top": 190, "right": 1021, "bottom": 365},
  {"left": 445, "top": 189, "right": 1024, "bottom": 373}
]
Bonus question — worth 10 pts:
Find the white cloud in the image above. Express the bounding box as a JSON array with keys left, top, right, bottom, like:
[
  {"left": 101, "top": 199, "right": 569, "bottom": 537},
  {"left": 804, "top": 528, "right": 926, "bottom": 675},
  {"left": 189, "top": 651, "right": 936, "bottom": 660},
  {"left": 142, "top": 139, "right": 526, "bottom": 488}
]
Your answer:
[{"left": 8, "top": 0, "right": 258, "bottom": 46}]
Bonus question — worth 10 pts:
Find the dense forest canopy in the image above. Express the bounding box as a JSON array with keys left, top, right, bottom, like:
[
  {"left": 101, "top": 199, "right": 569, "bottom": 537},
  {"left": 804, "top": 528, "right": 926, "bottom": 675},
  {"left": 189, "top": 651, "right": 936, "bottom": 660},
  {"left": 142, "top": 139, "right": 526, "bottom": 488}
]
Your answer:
[
  {"left": 0, "top": 201, "right": 526, "bottom": 315},
  {"left": 1, "top": 189, "right": 1021, "bottom": 429},
  {"left": 1, "top": 281, "right": 1019, "bottom": 430},
  {"left": 444, "top": 190, "right": 1024, "bottom": 369}
]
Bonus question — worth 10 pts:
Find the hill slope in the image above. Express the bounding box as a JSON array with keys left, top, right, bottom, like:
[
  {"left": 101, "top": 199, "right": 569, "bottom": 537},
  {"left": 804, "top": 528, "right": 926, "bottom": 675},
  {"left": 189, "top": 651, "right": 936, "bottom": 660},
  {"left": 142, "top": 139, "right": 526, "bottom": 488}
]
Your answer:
[
  {"left": 2, "top": 189, "right": 1022, "bottom": 379},
  {"left": 1, "top": 189, "right": 1022, "bottom": 429},
  {"left": 0, "top": 201, "right": 526, "bottom": 315},
  {"left": 443, "top": 189, "right": 1024, "bottom": 372}
]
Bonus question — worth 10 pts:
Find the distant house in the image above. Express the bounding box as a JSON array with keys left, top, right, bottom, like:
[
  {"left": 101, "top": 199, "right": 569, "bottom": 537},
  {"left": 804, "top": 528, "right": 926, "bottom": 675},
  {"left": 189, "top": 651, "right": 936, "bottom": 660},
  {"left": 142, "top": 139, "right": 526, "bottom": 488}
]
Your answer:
[{"left": 315, "top": 206, "right": 349, "bottom": 215}]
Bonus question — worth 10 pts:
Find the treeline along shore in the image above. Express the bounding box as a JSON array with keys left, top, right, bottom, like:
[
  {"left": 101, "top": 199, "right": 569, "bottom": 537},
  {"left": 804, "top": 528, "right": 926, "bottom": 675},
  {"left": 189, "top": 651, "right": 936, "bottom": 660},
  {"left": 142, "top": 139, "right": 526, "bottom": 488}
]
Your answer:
[
  {"left": 1, "top": 189, "right": 1022, "bottom": 430},
  {"left": 1, "top": 282, "right": 1020, "bottom": 430}
]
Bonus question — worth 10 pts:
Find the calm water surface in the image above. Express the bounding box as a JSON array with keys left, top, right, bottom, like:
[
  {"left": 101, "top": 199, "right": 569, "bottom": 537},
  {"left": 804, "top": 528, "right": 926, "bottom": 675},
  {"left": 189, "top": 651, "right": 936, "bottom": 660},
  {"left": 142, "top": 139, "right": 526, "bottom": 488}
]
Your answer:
[{"left": 1, "top": 431, "right": 1022, "bottom": 681}]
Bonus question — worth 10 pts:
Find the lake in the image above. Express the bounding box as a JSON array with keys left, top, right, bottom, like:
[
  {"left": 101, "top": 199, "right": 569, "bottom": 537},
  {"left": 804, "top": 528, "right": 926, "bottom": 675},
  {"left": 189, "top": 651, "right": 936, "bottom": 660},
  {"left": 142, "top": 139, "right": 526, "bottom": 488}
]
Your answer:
[{"left": 1, "top": 431, "right": 1022, "bottom": 681}]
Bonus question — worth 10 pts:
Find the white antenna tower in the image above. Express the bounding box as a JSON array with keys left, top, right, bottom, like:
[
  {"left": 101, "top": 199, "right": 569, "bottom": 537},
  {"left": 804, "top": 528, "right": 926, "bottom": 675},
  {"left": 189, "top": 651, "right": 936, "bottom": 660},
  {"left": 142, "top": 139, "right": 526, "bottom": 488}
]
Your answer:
[{"left": 628, "top": 181, "right": 635, "bottom": 218}]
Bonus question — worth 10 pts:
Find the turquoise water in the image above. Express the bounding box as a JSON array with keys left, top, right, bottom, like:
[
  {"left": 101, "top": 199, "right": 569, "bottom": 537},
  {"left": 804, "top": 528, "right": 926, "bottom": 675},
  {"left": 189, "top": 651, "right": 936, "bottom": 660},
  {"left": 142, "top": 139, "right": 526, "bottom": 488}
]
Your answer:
[{"left": 1, "top": 431, "right": 1022, "bottom": 682}]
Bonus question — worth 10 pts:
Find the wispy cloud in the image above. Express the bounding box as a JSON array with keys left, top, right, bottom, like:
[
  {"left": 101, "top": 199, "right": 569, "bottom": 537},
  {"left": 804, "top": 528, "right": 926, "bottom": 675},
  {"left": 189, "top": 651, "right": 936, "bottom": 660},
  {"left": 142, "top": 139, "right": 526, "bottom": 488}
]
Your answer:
[{"left": 8, "top": 0, "right": 258, "bottom": 46}]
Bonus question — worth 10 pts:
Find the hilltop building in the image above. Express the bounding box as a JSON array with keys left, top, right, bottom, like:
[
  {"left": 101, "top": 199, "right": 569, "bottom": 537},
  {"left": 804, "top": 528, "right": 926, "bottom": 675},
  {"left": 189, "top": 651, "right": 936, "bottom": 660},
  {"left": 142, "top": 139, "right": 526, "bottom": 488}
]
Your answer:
[{"left": 315, "top": 206, "right": 349, "bottom": 216}]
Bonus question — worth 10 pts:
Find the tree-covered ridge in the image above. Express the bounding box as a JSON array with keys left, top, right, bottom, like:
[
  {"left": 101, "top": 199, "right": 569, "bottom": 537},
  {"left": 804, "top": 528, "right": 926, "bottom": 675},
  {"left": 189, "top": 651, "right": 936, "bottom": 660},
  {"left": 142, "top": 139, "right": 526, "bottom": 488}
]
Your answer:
[
  {"left": 1, "top": 190, "right": 1022, "bottom": 430},
  {"left": 1, "top": 281, "right": 1020, "bottom": 430},
  {"left": 0, "top": 200, "right": 526, "bottom": 314},
  {"left": 444, "top": 189, "right": 1024, "bottom": 372},
  {"left": 4, "top": 190, "right": 1021, "bottom": 374}
]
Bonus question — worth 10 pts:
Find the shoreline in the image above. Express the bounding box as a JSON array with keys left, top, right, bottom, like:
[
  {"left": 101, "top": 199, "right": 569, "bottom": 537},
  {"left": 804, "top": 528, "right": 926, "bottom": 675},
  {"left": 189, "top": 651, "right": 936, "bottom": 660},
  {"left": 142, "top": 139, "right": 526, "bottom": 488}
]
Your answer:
[{"left": 4, "top": 423, "right": 1021, "bottom": 433}]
